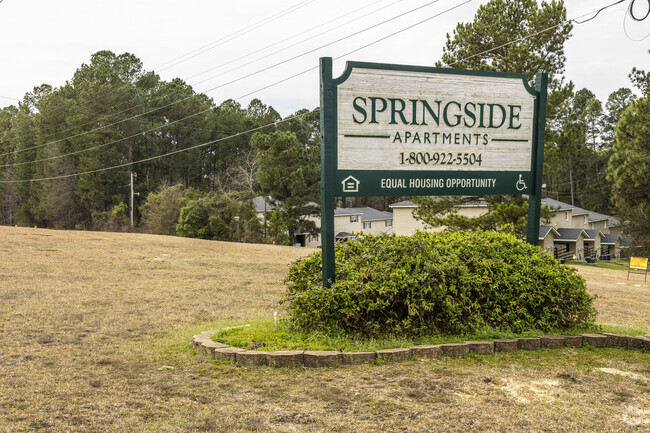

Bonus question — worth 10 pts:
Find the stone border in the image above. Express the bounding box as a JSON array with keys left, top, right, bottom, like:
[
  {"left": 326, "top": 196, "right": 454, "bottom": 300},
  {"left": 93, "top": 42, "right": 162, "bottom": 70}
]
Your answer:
[{"left": 192, "top": 331, "right": 650, "bottom": 368}]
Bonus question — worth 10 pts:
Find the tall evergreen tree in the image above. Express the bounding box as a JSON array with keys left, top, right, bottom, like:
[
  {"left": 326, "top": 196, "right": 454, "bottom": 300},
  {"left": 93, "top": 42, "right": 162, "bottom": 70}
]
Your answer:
[
  {"left": 252, "top": 130, "right": 319, "bottom": 244},
  {"left": 607, "top": 96, "right": 649, "bottom": 253},
  {"left": 418, "top": 0, "right": 573, "bottom": 230}
]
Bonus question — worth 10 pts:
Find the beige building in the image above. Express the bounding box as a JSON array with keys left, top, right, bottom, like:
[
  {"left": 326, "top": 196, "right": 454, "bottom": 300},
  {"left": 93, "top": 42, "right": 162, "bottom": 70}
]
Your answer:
[
  {"left": 541, "top": 198, "right": 619, "bottom": 234},
  {"left": 388, "top": 199, "right": 489, "bottom": 236},
  {"left": 253, "top": 197, "right": 393, "bottom": 247},
  {"left": 303, "top": 207, "right": 394, "bottom": 247},
  {"left": 254, "top": 195, "right": 626, "bottom": 257},
  {"left": 538, "top": 226, "right": 560, "bottom": 254},
  {"left": 388, "top": 196, "right": 625, "bottom": 262},
  {"left": 583, "top": 229, "right": 605, "bottom": 260},
  {"left": 553, "top": 228, "right": 589, "bottom": 261},
  {"left": 387, "top": 196, "right": 620, "bottom": 238},
  {"left": 601, "top": 233, "right": 623, "bottom": 258}
]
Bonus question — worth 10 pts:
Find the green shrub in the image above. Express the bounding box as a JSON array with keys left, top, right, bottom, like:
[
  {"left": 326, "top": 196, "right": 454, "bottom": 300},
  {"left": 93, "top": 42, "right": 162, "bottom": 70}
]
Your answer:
[
  {"left": 174, "top": 191, "right": 261, "bottom": 242},
  {"left": 91, "top": 202, "right": 129, "bottom": 232},
  {"left": 139, "top": 184, "right": 187, "bottom": 235},
  {"left": 176, "top": 196, "right": 228, "bottom": 240},
  {"left": 282, "top": 231, "right": 596, "bottom": 338}
]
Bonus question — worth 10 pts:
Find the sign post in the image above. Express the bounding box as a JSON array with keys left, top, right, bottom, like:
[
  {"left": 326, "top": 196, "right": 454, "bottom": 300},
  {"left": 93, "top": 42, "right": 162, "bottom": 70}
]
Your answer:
[
  {"left": 320, "top": 58, "right": 547, "bottom": 288},
  {"left": 320, "top": 57, "right": 337, "bottom": 287}
]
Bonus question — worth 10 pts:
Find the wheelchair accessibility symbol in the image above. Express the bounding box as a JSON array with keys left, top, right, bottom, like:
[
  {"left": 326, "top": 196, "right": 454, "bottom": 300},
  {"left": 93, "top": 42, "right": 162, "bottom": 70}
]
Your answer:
[{"left": 516, "top": 174, "right": 527, "bottom": 191}]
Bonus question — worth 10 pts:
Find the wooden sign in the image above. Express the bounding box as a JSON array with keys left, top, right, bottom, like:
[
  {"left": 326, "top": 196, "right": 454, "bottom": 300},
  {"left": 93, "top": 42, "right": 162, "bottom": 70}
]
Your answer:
[
  {"left": 320, "top": 58, "right": 547, "bottom": 287},
  {"left": 336, "top": 67, "right": 536, "bottom": 196}
]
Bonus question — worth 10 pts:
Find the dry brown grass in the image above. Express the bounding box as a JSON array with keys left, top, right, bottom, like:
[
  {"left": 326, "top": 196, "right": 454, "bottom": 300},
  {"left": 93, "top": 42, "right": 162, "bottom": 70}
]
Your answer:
[
  {"left": 0, "top": 226, "right": 648, "bottom": 432},
  {"left": 572, "top": 264, "right": 650, "bottom": 332}
]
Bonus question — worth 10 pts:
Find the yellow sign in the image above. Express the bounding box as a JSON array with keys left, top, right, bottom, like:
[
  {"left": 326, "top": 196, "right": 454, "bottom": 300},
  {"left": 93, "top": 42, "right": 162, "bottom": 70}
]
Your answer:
[{"left": 630, "top": 257, "right": 648, "bottom": 270}]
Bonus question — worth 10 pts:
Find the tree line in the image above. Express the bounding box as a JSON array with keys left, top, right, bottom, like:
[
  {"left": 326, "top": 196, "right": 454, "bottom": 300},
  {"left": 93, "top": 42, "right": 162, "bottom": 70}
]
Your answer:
[
  {"left": 1, "top": 0, "right": 648, "bottom": 252},
  {"left": 0, "top": 51, "right": 321, "bottom": 244},
  {"left": 414, "top": 0, "right": 649, "bottom": 253}
]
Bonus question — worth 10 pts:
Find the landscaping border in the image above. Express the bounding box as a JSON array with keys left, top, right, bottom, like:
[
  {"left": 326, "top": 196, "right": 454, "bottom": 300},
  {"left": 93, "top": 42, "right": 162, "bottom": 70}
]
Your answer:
[{"left": 192, "top": 330, "right": 650, "bottom": 368}]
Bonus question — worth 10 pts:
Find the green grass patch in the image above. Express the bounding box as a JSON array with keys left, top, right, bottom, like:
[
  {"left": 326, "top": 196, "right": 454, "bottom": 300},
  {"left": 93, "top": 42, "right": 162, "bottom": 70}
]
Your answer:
[
  {"left": 213, "top": 319, "right": 607, "bottom": 352},
  {"left": 570, "top": 261, "right": 629, "bottom": 271},
  {"left": 595, "top": 261, "right": 629, "bottom": 271},
  {"left": 598, "top": 323, "right": 648, "bottom": 336},
  {"left": 142, "top": 319, "right": 253, "bottom": 365}
]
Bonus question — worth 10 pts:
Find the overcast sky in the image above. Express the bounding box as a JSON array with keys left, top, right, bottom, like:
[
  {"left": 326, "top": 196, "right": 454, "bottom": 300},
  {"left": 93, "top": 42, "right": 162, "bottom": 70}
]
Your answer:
[{"left": 0, "top": 0, "right": 648, "bottom": 116}]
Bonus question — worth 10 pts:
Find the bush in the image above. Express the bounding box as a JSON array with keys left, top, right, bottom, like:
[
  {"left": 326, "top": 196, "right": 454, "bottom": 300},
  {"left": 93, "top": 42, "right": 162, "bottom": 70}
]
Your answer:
[
  {"left": 139, "top": 184, "right": 187, "bottom": 235},
  {"left": 91, "top": 202, "right": 129, "bottom": 232},
  {"left": 176, "top": 196, "right": 229, "bottom": 240},
  {"left": 174, "top": 191, "right": 261, "bottom": 242},
  {"left": 282, "top": 231, "right": 596, "bottom": 338}
]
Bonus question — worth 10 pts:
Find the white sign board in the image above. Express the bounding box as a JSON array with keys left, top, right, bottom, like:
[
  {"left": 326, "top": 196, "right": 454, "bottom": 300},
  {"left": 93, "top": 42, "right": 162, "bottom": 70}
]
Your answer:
[{"left": 337, "top": 68, "right": 535, "bottom": 172}]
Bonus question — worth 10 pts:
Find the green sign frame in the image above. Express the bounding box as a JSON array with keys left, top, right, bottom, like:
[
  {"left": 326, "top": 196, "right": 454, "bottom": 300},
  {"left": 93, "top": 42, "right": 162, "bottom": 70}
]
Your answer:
[{"left": 320, "top": 57, "right": 547, "bottom": 287}]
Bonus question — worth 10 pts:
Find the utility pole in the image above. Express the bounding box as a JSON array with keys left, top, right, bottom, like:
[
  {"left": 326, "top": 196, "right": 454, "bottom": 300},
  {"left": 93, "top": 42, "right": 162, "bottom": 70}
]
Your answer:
[{"left": 130, "top": 171, "right": 135, "bottom": 228}]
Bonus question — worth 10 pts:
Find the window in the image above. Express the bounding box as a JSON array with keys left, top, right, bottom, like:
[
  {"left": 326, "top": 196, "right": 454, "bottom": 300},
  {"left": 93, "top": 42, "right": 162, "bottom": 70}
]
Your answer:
[
  {"left": 350, "top": 215, "right": 358, "bottom": 223},
  {"left": 363, "top": 222, "right": 371, "bottom": 229},
  {"left": 591, "top": 223, "right": 594, "bottom": 229},
  {"left": 605, "top": 220, "right": 607, "bottom": 229},
  {"left": 565, "top": 211, "right": 569, "bottom": 221},
  {"left": 310, "top": 234, "right": 319, "bottom": 243},
  {"left": 584, "top": 216, "right": 587, "bottom": 225},
  {"left": 385, "top": 220, "right": 392, "bottom": 227}
]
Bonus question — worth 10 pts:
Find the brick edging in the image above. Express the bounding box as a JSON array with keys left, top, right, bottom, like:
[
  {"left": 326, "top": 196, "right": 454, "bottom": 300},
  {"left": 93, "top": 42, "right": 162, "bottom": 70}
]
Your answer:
[{"left": 192, "top": 331, "right": 650, "bottom": 368}]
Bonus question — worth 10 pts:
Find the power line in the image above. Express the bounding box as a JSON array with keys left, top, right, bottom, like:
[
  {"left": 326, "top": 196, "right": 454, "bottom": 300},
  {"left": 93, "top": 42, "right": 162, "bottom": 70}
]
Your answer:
[
  {"left": 1, "top": 110, "right": 315, "bottom": 183},
  {"left": 628, "top": 0, "right": 650, "bottom": 20},
  {"left": 185, "top": 0, "right": 402, "bottom": 84},
  {"left": 0, "top": 0, "right": 472, "bottom": 182},
  {"left": 336, "top": 0, "right": 471, "bottom": 60},
  {"left": 446, "top": 0, "right": 627, "bottom": 67},
  {"left": 1, "top": 0, "right": 317, "bottom": 140},
  {"left": 572, "top": 0, "right": 625, "bottom": 24},
  {"left": 0, "top": 0, "right": 446, "bottom": 160},
  {"left": 155, "top": 0, "right": 317, "bottom": 72},
  {"left": 624, "top": 0, "right": 650, "bottom": 40},
  {"left": 16, "top": 0, "right": 399, "bottom": 152},
  {"left": 1, "top": 0, "right": 629, "bottom": 183}
]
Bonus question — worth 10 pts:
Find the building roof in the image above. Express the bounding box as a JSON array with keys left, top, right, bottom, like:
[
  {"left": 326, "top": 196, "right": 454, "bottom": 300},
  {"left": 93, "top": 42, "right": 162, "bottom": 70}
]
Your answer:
[
  {"left": 541, "top": 197, "right": 574, "bottom": 211},
  {"left": 538, "top": 226, "right": 560, "bottom": 240},
  {"left": 583, "top": 229, "right": 605, "bottom": 241},
  {"left": 541, "top": 197, "right": 588, "bottom": 216},
  {"left": 389, "top": 197, "right": 618, "bottom": 227},
  {"left": 255, "top": 198, "right": 391, "bottom": 222},
  {"left": 555, "top": 228, "right": 588, "bottom": 242},
  {"left": 572, "top": 208, "right": 590, "bottom": 216},
  {"left": 253, "top": 197, "right": 319, "bottom": 214},
  {"left": 253, "top": 196, "right": 275, "bottom": 213},
  {"left": 389, "top": 197, "right": 488, "bottom": 209},
  {"left": 334, "top": 207, "right": 393, "bottom": 222},
  {"left": 389, "top": 199, "right": 416, "bottom": 208},
  {"left": 586, "top": 210, "right": 618, "bottom": 225},
  {"left": 601, "top": 233, "right": 622, "bottom": 245},
  {"left": 541, "top": 197, "right": 619, "bottom": 227}
]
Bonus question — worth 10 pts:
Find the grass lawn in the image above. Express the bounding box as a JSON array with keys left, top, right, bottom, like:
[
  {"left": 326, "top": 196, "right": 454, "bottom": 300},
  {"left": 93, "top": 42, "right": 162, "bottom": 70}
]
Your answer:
[
  {"left": 0, "top": 226, "right": 648, "bottom": 432},
  {"left": 571, "top": 260, "right": 630, "bottom": 272}
]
